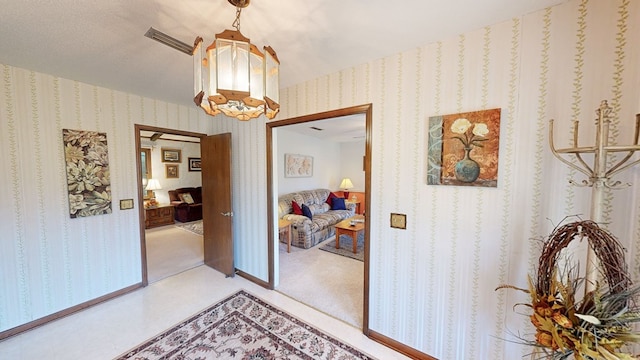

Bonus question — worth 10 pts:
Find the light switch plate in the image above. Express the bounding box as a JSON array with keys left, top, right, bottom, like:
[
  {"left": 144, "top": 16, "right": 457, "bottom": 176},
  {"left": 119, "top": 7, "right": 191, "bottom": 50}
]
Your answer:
[
  {"left": 120, "top": 199, "right": 134, "bottom": 210},
  {"left": 390, "top": 213, "right": 406, "bottom": 229}
]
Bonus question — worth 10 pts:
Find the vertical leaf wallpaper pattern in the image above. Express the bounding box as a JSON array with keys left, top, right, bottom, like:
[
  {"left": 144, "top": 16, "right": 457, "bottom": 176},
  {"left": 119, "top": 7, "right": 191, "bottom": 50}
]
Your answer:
[
  {"left": 0, "top": 66, "right": 207, "bottom": 333},
  {"left": 278, "top": 0, "right": 639, "bottom": 357},
  {"left": 0, "top": 1, "right": 638, "bottom": 359}
]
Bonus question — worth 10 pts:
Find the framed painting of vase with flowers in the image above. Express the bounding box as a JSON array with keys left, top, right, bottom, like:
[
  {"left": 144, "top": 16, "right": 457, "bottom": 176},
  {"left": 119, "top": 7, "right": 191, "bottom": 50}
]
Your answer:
[{"left": 427, "top": 108, "right": 501, "bottom": 187}]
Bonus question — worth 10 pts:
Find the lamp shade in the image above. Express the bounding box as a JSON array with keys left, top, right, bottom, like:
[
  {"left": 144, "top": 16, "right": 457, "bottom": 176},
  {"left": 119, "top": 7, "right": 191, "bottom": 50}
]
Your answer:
[
  {"left": 145, "top": 178, "right": 162, "bottom": 191},
  {"left": 192, "top": 0, "right": 280, "bottom": 122},
  {"left": 339, "top": 178, "right": 354, "bottom": 190}
]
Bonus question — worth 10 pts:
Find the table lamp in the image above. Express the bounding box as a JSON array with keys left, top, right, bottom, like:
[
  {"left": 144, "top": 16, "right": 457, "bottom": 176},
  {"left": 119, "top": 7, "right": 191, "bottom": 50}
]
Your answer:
[
  {"left": 145, "top": 178, "right": 162, "bottom": 199},
  {"left": 339, "top": 178, "right": 354, "bottom": 199}
]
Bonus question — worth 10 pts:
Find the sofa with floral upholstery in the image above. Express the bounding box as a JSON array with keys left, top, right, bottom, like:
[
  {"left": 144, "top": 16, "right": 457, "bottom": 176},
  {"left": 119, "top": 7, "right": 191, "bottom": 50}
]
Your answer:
[{"left": 278, "top": 188, "right": 355, "bottom": 249}]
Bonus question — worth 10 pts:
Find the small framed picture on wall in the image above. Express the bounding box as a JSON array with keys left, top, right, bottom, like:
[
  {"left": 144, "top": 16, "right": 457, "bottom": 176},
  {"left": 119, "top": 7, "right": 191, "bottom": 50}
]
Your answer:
[
  {"left": 166, "top": 164, "right": 179, "bottom": 178},
  {"left": 188, "top": 157, "right": 201, "bottom": 171},
  {"left": 162, "top": 148, "right": 182, "bottom": 163}
]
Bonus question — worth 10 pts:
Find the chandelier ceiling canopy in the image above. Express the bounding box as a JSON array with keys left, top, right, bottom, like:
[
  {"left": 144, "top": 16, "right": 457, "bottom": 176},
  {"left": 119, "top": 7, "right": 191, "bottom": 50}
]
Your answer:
[{"left": 193, "top": 0, "right": 280, "bottom": 121}]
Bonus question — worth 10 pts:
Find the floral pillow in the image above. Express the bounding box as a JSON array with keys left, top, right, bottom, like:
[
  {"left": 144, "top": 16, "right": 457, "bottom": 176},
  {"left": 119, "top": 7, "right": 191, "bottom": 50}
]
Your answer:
[{"left": 179, "top": 193, "right": 195, "bottom": 204}]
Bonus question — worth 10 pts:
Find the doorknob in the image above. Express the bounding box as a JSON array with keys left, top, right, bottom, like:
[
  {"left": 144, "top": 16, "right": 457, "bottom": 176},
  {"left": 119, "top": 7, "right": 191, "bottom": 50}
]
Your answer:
[{"left": 220, "top": 211, "right": 234, "bottom": 217}]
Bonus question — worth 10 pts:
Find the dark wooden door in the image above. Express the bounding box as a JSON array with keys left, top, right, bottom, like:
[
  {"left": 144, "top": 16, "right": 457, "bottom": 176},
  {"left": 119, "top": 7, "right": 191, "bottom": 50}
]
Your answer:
[{"left": 201, "top": 133, "right": 234, "bottom": 277}]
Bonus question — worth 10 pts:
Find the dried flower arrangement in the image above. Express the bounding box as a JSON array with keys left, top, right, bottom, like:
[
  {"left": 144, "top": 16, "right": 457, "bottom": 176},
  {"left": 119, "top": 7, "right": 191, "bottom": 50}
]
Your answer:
[{"left": 498, "top": 219, "right": 640, "bottom": 359}]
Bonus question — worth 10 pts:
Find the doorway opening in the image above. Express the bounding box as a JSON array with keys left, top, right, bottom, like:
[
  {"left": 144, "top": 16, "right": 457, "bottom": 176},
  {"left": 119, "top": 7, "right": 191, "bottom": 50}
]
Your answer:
[
  {"left": 135, "top": 125, "right": 207, "bottom": 285},
  {"left": 265, "top": 104, "right": 372, "bottom": 333}
]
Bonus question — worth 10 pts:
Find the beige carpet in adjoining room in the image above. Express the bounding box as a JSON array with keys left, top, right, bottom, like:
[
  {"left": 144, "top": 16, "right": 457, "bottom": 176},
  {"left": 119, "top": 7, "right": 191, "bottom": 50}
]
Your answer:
[
  {"left": 277, "top": 237, "right": 364, "bottom": 328},
  {"left": 146, "top": 224, "right": 204, "bottom": 283}
]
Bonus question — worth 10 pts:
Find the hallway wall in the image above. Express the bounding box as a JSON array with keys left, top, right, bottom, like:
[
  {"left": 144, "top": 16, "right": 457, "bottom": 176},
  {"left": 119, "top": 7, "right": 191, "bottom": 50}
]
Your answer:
[
  {"left": 0, "top": 66, "right": 207, "bottom": 332},
  {"left": 278, "top": 0, "right": 640, "bottom": 357}
]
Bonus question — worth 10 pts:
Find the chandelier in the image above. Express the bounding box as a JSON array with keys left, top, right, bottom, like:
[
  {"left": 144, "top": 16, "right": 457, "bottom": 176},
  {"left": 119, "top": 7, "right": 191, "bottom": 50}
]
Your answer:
[{"left": 192, "top": 0, "right": 279, "bottom": 121}]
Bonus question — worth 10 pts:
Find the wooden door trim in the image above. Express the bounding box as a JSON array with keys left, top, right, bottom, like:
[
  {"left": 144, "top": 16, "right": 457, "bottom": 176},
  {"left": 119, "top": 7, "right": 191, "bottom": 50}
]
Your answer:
[
  {"left": 265, "top": 104, "right": 373, "bottom": 333},
  {"left": 134, "top": 124, "right": 207, "bottom": 286}
]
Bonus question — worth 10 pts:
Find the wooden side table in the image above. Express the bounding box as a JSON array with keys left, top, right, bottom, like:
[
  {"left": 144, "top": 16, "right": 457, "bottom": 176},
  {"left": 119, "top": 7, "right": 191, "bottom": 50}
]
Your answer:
[
  {"left": 334, "top": 216, "right": 365, "bottom": 253},
  {"left": 278, "top": 219, "right": 292, "bottom": 253},
  {"left": 145, "top": 205, "right": 174, "bottom": 229}
]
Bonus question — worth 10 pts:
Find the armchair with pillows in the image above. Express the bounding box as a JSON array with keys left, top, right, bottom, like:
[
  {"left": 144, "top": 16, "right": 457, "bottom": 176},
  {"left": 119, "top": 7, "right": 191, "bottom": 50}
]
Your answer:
[
  {"left": 278, "top": 188, "right": 355, "bottom": 249},
  {"left": 168, "top": 187, "right": 203, "bottom": 223}
]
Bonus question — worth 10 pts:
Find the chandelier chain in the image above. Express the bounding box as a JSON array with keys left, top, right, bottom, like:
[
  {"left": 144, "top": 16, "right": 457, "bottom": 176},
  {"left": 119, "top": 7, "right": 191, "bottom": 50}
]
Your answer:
[{"left": 232, "top": 6, "right": 242, "bottom": 31}]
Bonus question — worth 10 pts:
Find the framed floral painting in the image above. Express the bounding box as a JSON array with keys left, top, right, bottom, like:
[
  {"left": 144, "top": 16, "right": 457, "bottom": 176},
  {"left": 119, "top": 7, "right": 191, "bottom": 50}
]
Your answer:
[
  {"left": 284, "top": 154, "right": 313, "bottom": 177},
  {"left": 427, "top": 108, "right": 501, "bottom": 187},
  {"left": 63, "top": 129, "right": 112, "bottom": 218}
]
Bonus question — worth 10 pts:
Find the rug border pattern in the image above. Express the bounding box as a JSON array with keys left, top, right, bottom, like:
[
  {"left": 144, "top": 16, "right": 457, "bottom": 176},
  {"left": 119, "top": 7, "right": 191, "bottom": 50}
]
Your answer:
[{"left": 116, "top": 289, "right": 375, "bottom": 359}]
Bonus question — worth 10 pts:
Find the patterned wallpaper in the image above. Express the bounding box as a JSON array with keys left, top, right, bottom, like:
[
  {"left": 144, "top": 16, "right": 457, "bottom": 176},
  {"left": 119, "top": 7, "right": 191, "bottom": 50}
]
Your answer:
[
  {"left": 278, "top": 0, "right": 639, "bottom": 357},
  {"left": 1, "top": 0, "right": 639, "bottom": 358},
  {"left": 0, "top": 69, "right": 208, "bottom": 332},
  {"left": 208, "top": 115, "right": 270, "bottom": 279}
]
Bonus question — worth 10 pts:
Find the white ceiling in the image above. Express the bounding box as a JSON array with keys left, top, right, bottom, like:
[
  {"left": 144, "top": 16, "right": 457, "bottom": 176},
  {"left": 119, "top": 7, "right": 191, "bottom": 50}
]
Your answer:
[
  {"left": 280, "top": 114, "right": 366, "bottom": 143},
  {"left": 140, "top": 116, "right": 366, "bottom": 143},
  {"left": 0, "top": 0, "right": 567, "bottom": 109}
]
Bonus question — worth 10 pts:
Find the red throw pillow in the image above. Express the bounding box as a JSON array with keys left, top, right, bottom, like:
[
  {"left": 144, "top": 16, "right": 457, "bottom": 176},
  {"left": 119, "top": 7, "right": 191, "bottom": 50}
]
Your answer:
[
  {"left": 325, "top": 192, "right": 338, "bottom": 206},
  {"left": 291, "top": 201, "right": 303, "bottom": 215}
]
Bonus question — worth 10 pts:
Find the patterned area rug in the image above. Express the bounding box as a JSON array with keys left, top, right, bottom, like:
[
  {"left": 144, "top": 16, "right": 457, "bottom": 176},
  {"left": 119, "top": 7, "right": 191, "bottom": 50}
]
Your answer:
[
  {"left": 175, "top": 220, "right": 203, "bottom": 236},
  {"left": 319, "top": 233, "right": 364, "bottom": 262},
  {"left": 116, "top": 290, "right": 375, "bottom": 359}
]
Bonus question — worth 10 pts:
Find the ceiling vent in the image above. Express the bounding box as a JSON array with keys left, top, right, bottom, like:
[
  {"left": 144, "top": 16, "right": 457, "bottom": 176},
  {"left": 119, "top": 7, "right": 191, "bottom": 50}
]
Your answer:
[{"left": 144, "top": 27, "right": 193, "bottom": 55}]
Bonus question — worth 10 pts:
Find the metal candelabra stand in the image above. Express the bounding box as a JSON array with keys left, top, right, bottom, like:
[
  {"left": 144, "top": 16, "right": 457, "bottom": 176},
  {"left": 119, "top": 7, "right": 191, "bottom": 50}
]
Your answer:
[{"left": 549, "top": 100, "right": 640, "bottom": 294}]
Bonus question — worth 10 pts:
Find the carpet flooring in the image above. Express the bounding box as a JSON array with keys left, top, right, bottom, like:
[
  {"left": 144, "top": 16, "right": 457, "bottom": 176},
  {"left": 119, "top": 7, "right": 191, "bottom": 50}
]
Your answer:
[
  {"left": 115, "top": 290, "right": 376, "bottom": 359},
  {"left": 278, "top": 237, "right": 363, "bottom": 328},
  {"left": 175, "top": 219, "right": 203, "bottom": 235},
  {"left": 319, "top": 232, "right": 364, "bottom": 261},
  {"left": 146, "top": 224, "right": 204, "bottom": 283}
]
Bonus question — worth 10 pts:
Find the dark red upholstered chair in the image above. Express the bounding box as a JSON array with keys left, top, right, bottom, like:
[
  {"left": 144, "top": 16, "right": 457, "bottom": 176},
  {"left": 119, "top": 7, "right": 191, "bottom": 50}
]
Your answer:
[{"left": 168, "top": 187, "right": 202, "bottom": 222}]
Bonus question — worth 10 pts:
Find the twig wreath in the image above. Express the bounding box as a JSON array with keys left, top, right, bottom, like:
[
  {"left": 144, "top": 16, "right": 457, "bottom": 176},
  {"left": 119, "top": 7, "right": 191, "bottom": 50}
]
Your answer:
[{"left": 498, "top": 219, "right": 640, "bottom": 359}]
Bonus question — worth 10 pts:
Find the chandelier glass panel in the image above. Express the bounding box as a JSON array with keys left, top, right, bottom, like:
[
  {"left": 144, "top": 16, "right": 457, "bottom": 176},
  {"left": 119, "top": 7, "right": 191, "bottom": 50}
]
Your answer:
[{"left": 193, "top": 0, "right": 279, "bottom": 121}]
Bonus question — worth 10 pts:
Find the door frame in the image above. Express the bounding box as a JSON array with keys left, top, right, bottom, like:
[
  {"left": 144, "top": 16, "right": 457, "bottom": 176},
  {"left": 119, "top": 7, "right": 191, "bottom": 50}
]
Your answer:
[
  {"left": 134, "top": 124, "right": 207, "bottom": 286},
  {"left": 265, "top": 104, "right": 372, "bottom": 333}
]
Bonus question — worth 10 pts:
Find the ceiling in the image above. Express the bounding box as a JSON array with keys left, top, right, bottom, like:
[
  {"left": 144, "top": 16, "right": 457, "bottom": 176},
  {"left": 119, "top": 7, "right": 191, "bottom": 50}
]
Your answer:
[
  {"left": 280, "top": 114, "right": 366, "bottom": 143},
  {"left": 140, "top": 115, "right": 365, "bottom": 143},
  {"left": 0, "top": 0, "right": 567, "bottom": 109}
]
